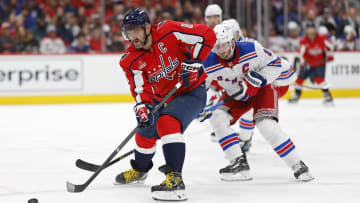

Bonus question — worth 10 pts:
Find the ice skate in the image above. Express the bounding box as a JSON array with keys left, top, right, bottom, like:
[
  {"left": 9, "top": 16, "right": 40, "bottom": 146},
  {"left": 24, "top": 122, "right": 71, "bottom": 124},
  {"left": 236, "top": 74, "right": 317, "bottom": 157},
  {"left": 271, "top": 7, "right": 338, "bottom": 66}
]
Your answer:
[
  {"left": 323, "top": 91, "right": 334, "bottom": 106},
  {"left": 115, "top": 168, "right": 148, "bottom": 185},
  {"left": 115, "top": 160, "right": 150, "bottom": 185},
  {"left": 293, "top": 160, "right": 314, "bottom": 182},
  {"left": 288, "top": 93, "right": 300, "bottom": 103},
  {"left": 151, "top": 165, "right": 187, "bottom": 201},
  {"left": 220, "top": 153, "right": 252, "bottom": 181}
]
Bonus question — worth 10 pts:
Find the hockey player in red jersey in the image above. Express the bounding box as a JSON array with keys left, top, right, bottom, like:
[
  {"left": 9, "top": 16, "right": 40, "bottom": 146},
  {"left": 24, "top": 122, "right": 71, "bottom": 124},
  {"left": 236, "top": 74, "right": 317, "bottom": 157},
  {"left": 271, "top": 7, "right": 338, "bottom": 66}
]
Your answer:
[
  {"left": 115, "top": 9, "right": 216, "bottom": 201},
  {"left": 289, "top": 22, "right": 334, "bottom": 104}
]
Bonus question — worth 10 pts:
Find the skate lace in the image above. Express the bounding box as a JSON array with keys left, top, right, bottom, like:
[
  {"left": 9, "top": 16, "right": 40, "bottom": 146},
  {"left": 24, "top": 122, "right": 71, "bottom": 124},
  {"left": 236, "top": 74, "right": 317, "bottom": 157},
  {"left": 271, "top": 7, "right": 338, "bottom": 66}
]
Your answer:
[
  {"left": 161, "top": 173, "right": 182, "bottom": 189},
  {"left": 124, "top": 169, "right": 139, "bottom": 183}
]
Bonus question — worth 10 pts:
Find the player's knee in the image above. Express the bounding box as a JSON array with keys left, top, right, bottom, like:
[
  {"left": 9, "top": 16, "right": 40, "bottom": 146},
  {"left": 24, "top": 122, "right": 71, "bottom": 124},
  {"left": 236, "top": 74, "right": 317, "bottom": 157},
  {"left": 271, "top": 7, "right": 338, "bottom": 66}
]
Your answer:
[
  {"left": 314, "top": 77, "right": 324, "bottom": 84},
  {"left": 209, "top": 109, "right": 231, "bottom": 130},
  {"left": 156, "top": 115, "right": 182, "bottom": 137},
  {"left": 156, "top": 115, "right": 184, "bottom": 144},
  {"left": 135, "top": 133, "right": 157, "bottom": 154},
  {"left": 255, "top": 117, "right": 281, "bottom": 142}
]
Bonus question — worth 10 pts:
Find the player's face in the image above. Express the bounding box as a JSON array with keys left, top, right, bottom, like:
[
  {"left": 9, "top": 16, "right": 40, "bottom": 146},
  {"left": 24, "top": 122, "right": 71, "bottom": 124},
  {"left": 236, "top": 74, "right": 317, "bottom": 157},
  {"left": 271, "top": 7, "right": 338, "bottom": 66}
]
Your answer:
[
  {"left": 306, "top": 27, "right": 316, "bottom": 40},
  {"left": 126, "top": 26, "right": 146, "bottom": 49},
  {"left": 206, "top": 15, "right": 221, "bottom": 29},
  {"left": 214, "top": 41, "right": 232, "bottom": 59}
]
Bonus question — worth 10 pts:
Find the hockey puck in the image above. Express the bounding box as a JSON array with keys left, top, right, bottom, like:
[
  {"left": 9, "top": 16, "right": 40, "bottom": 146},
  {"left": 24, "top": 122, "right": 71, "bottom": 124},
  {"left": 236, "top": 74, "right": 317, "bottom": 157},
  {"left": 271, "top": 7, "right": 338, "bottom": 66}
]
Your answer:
[{"left": 28, "top": 198, "right": 38, "bottom": 203}]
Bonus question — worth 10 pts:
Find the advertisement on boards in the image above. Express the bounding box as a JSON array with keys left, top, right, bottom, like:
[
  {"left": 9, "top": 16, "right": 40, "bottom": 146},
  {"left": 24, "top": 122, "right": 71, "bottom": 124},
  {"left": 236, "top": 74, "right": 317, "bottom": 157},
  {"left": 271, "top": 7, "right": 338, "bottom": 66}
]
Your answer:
[{"left": 0, "top": 59, "right": 83, "bottom": 92}]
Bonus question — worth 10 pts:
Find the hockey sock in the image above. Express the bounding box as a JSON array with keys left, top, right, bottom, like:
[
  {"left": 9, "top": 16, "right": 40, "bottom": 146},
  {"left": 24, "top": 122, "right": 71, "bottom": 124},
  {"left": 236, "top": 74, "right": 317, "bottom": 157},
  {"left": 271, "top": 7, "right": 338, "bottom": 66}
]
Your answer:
[
  {"left": 256, "top": 118, "right": 301, "bottom": 169},
  {"left": 157, "top": 115, "right": 185, "bottom": 172},
  {"left": 134, "top": 133, "right": 156, "bottom": 171},
  {"left": 239, "top": 109, "right": 254, "bottom": 141},
  {"left": 210, "top": 109, "right": 243, "bottom": 161}
]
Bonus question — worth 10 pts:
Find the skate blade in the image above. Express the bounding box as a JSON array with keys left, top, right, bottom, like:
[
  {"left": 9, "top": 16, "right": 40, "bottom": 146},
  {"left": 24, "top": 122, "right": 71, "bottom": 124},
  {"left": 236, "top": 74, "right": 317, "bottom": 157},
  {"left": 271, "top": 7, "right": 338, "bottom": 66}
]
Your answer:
[
  {"left": 297, "top": 172, "right": 315, "bottom": 182},
  {"left": 152, "top": 190, "right": 187, "bottom": 201},
  {"left": 113, "top": 179, "right": 146, "bottom": 185},
  {"left": 220, "top": 171, "right": 253, "bottom": 181}
]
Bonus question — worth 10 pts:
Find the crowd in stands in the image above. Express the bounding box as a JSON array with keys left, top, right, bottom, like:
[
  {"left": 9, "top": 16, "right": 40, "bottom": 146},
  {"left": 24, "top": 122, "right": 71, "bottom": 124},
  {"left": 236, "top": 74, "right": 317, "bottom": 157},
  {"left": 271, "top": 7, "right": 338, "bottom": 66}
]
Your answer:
[
  {"left": 269, "top": 0, "right": 360, "bottom": 51},
  {"left": 0, "top": 0, "right": 360, "bottom": 54}
]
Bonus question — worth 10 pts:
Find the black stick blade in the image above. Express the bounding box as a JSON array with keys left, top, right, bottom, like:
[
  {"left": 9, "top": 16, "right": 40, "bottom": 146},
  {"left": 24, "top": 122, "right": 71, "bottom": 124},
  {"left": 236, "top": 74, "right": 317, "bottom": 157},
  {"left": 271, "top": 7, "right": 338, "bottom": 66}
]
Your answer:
[
  {"left": 76, "top": 159, "right": 100, "bottom": 172},
  {"left": 66, "top": 181, "right": 85, "bottom": 193}
]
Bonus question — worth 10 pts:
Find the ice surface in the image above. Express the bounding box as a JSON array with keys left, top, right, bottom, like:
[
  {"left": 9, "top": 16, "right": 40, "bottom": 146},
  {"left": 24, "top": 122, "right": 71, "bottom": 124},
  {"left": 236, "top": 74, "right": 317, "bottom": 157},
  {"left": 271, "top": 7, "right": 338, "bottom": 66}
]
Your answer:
[{"left": 0, "top": 98, "right": 359, "bottom": 203}]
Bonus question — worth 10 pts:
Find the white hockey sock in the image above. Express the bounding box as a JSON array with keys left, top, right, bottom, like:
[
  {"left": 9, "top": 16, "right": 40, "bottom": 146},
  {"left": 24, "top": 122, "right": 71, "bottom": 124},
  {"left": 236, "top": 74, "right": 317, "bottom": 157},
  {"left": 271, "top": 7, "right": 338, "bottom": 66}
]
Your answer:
[
  {"left": 238, "top": 109, "right": 254, "bottom": 141},
  {"left": 210, "top": 109, "right": 243, "bottom": 161},
  {"left": 256, "top": 118, "right": 301, "bottom": 169}
]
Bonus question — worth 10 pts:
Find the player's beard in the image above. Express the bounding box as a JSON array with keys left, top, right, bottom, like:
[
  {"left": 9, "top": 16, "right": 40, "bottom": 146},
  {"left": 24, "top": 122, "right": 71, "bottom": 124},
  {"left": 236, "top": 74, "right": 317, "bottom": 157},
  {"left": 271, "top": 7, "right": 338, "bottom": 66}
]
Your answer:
[
  {"left": 131, "top": 38, "right": 146, "bottom": 49},
  {"left": 218, "top": 49, "right": 233, "bottom": 60}
]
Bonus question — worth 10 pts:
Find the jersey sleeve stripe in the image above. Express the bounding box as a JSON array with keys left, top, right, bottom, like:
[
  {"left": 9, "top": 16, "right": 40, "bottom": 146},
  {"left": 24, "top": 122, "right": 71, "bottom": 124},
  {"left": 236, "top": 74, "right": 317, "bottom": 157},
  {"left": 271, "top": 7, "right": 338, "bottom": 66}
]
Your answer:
[
  {"left": 267, "top": 57, "right": 282, "bottom": 67},
  {"left": 236, "top": 52, "right": 257, "bottom": 64},
  {"left": 131, "top": 69, "right": 145, "bottom": 103},
  {"left": 276, "top": 66, "right": 295, "bottom": 80}
]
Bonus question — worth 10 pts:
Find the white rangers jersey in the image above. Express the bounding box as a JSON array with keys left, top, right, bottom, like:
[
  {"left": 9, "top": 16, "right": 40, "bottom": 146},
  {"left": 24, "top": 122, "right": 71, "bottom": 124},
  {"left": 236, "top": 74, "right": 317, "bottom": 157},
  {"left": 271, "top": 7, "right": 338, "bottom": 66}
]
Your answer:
[{"left": 203, "top": 41, "right": 296, "bottom": 97}]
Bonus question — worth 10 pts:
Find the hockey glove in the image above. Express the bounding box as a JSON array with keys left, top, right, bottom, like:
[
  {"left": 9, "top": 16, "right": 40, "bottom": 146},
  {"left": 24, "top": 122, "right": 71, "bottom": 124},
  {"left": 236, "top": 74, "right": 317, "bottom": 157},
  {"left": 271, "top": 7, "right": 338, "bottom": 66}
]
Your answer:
[
  {"left": 134, "top": 103, "right": 154, "bottom": 127},
  {"left": 244, "top": 71, "right": 267, "bottom": 96},
  {"left": 233, "top": 81, "right": 251, "bottom": 102},
  {"left": 180, "top": 59, "right": 203, "bottom": 87}
]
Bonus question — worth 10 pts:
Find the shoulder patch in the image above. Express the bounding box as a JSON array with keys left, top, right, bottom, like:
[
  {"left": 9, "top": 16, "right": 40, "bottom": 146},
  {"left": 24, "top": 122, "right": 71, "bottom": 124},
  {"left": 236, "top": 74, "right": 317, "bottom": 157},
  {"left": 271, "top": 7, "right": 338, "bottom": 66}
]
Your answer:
[
  {"left": 157, "top": 20, "right": 167, "bottom": 30},
  {"left": 236, "top": 41, "right": 256, "bottom": 56}
]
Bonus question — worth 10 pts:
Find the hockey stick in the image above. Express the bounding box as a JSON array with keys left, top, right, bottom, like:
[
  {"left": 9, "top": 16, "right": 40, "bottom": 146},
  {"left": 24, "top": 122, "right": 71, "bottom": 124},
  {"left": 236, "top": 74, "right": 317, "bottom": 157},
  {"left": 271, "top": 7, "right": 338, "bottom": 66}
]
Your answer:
[
  {"left": 292, "top": 83, "right": 331, "bottom": 90},
  {"left": 197, "top": 89, "right": 244, "bottom": 120},
  {"left": 66, "top": 82, "right": 182, "bottom": 193},
  {"left": 75, "top": 150, "right": 134, "bottom": 172},
  {"left": 77, "top": 89, "right": 244, "bottom": 172}
]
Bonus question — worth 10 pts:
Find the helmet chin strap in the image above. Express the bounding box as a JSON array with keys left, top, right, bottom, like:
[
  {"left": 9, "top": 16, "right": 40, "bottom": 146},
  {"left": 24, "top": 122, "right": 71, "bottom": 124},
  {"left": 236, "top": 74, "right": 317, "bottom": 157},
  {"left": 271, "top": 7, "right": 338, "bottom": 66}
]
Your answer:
[{"left": 142, "top": 26, "right": 151, "bottom": 48}]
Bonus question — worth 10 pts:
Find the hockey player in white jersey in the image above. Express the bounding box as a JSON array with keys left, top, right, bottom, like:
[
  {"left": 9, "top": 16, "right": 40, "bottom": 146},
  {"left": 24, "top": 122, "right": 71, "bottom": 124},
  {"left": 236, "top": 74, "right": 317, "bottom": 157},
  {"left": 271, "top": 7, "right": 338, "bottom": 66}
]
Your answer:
[
  {"left": 200, "top": 24, "right": 314, "bottom": 182},
  {"left": 204, "top": 18, "right": 254, "bottom": 152}
]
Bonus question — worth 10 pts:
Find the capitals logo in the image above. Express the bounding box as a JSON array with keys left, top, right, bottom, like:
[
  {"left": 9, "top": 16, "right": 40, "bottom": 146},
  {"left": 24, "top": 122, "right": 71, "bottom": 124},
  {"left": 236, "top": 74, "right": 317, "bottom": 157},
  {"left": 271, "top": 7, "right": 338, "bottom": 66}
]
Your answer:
[{"left": 149, "top": 55, "right": 179, "bottom": 83}]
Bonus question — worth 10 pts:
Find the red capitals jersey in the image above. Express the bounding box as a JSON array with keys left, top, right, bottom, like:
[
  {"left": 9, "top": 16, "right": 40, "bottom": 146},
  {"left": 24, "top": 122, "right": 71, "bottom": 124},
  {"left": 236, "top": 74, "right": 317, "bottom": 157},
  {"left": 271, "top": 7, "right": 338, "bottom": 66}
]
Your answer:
[
  {"left": 120, "top": 20, "right": 216, "bottom": 105},
  {"left": 299, "top": 34, "right": 333, "bottom": 68}
]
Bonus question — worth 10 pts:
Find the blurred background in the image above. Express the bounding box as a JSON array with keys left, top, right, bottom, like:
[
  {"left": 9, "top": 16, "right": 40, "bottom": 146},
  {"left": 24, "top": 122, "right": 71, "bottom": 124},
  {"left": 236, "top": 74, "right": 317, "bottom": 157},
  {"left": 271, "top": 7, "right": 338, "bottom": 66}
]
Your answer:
[
  {"left": 0, "top": 0, "right": 359, "bottom": 104},
  {"left": 1, "top": 0, "right": 359, "bottom": 54}
]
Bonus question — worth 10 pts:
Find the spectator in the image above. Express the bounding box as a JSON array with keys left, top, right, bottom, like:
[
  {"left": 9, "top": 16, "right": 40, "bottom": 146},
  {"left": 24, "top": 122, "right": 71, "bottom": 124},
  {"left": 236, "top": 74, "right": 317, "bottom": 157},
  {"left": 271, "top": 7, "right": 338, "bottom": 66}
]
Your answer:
[
  {"left": 268, "top": 28, "right": 286, "bottom": 52},
  {"left": 69, "top": 33, "right": 90, "bottom": 53},
  {"left": 337, "top": 7, "right": 359, "bottom": 37},
  {"left": 0, "top": 22, "right": 15, "bottom": 53},
  {"left": 285, "top": 21, "right": 301, "bottom": 51},
  {"left": 107, "top": 31, "right": 125, "bottom": 52},
  {"left": 335, "top": 25, "right": 360, "bottom": 50},
  {"left": 315, "top": 8, "right": 337, "bottom": 35},
  {"left": 31, "top": 18, "right": 47, "bottom": 47},
  {"left": 318, "top": 26, "right": 336, "bottom": 45},
  {"left": 302, "top": 9, "right": 317, "bottom": 32},
  {"left": 28, "top": 0, "right": 43, "bottom": 20},
  {"left": 89, "top": 26, "right": 102, "bottom": 52},
  {"left": 14, "top": 25, "right": 36, "bottom": 53},
  {"left": 39, "top": 25, "right": 66, "bottom": 54},
  {"left": 57, "top": 12, "right": 75, "bottom": 46}
]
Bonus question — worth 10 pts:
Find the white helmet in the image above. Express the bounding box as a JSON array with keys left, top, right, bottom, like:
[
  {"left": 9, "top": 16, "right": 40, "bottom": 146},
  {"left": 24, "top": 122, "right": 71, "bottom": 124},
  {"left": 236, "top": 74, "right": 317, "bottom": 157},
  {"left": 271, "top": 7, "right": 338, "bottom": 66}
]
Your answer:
[
  {"left": 318, "top": 26, "right": 329, "bottom": 35},
  {"left": 287, "top": 21, "right": 299, "bottom": 33},
  {"left": 222, "top": 19, "right": 243, "bottom": 40},
  {"left": 205, "top": 4, "right": 222, "bottom": 21},
  {"left": 214, "top": 24, "right": 234, "bottom": 44},
  {"left": 344, "top": 25, "right": 356, "bottom": 35},
  {"left": 213, "top": 23, "right": 235, "bottom": 57}
]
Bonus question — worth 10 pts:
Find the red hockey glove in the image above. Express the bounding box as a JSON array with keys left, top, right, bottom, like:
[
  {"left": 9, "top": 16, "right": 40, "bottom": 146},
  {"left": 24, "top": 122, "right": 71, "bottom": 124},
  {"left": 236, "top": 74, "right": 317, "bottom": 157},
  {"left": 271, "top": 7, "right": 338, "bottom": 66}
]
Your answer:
[
  {"left": 179, "top": 59, "right": 203, "bottom": 87},
  {"left": 134, "top": 103, "right": 154, "bottom": 127}
]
